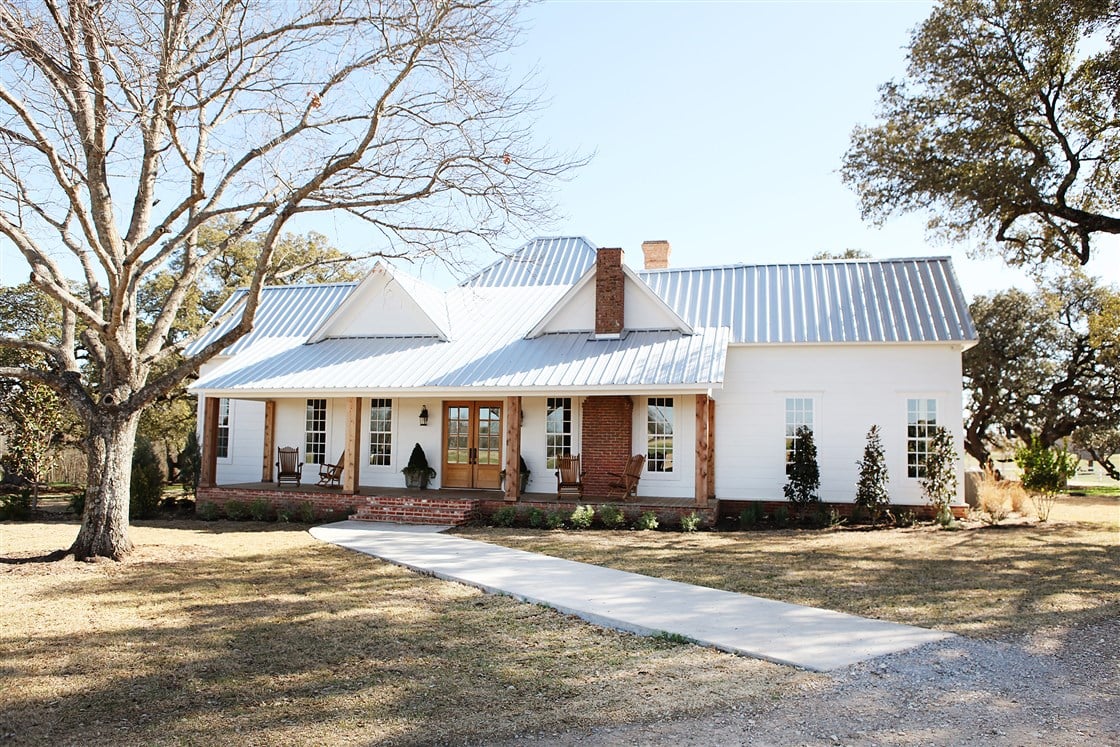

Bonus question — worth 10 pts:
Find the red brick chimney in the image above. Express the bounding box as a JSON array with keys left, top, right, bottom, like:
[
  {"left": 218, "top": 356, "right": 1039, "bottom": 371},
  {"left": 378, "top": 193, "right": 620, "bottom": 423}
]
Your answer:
[
  {"left": 595, "top": 248, "right": 625, "bottom": 336},
  {"left": 642, "top": 240, "right": 671, "bottom": 270}
]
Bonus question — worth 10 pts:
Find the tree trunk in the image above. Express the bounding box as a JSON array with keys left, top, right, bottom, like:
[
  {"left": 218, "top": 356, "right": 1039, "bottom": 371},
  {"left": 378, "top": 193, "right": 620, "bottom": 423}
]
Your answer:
[{"left": 70, "top": 412, "right": 141, "bottom": 560}]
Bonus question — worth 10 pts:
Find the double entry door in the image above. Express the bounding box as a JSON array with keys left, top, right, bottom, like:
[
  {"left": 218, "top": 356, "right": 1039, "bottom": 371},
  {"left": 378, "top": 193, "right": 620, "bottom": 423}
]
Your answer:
[{"left": 442, "top": 401, "right": 503, "bottom": 490}]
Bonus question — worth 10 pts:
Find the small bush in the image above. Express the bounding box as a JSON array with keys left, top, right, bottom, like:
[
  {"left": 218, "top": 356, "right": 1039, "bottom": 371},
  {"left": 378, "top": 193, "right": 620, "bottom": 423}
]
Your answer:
[
  {"left": 491, "top": 505, "right": 518, "bottom": 527},
  {"left": 783, "top": 425, "right": 821, "bottom": 520},
  {"left": 569, "top": 504, "right": 594, "bottom": 529},
  {"left": 977, "top": 470, "right": 1021, "bottom": 524},
  {"left": 679, "top": 512, "right": 701, "bottom": 532},
  {"left": 130, "top": 437, "right": 164, "bottom": 520},
  {"left": 196, "top": 501, "right": 220, "bottom": 521},
  {"left": 854, "top": 425, "right": 891, "bottom": 525},
  {"left": 636, "top": 511, "right": 659, "bottom": 531},
  {"left": 598, "top": 503, "right": 625, "bottom": 529},
  {"left": 0, "top": 490, "right": 33, "bottom": 521},
  {"left": 528, "top": 507, "right": 545, "bottom": 528},
  {"left": 1015, "top": 436, "right": 1078, "bottom": 522},
  {"left": 248, "top": 497, "right": 272, "bottom": 522},
  {"left": 544, "top": 510, "right": 565, "bottom": 529},
  {"left": 772, "top": 505, "right": 790, "bottom": 528},
  {"left": 69, "top": 491, "right": 85, "bottom": 517},
  {"left": 223, "top": 499, "right": 249, "bottom": 520},
  {"left": 296, "top": 501, "right": 317, "bottom": 524},
  {"left": 920, "top": 427, "right": 958, "bottom": 527},
  {"left": 894, "top": 509, "right": 917, "bottom": 528},
  {"left": 738, "top": 503, "right": 763, "bottom": 528}
]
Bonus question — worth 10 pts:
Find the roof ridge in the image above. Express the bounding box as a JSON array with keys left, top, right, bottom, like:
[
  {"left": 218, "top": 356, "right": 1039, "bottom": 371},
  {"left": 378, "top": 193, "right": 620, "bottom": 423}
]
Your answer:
[{"left": 638, "top": 256, "right": 952, "bottom": 274}]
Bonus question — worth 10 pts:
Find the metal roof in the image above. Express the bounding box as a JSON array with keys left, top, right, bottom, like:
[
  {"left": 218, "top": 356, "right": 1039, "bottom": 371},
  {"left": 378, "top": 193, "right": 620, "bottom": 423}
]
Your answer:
[
  {"left": 462, "top": 236, "right": 597, "bottom": 287},
  {"left": 640, "top": 258, "right": 977, "bottom": 344}
]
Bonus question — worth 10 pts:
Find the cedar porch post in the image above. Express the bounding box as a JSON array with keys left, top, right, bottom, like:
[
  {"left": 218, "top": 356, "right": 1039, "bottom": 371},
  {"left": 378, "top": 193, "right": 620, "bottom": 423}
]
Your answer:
[
  {"left": 261, "top": 400, "right": 276, "bottom": 482},
  {"left": 707, "top": 397, "right": 716, "bottom": 500},
  {"left": 344, "top": 397, "right": 362, "bottom": 494},
  {"left": 695, "top": 394, "right": 710, "bottom": 507},
  {"left": 504, "top": 396, "right": 522, "bottom": 501},
  {"left": 201, "top": 397, "right": 219, "bottom": 488}
]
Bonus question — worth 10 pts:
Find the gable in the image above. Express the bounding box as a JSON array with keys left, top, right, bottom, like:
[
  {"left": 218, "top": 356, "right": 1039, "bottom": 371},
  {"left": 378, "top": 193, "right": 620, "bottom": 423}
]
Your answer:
[{"left": 309, "top": 263, "right": 450, "bottom": 342}]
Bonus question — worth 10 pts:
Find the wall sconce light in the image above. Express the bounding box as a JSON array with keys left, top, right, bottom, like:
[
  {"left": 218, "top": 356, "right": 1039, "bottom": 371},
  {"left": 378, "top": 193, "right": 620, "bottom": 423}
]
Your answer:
[
  {"left": 520, "top": 409, "right": 524, "bottom": 427},
  {"left": 419, "top": 405, "right": 429, "bottom": 427}
]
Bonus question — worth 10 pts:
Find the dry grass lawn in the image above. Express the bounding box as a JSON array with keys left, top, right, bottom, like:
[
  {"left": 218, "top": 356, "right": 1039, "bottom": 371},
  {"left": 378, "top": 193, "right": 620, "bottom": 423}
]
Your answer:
[
  {"left": 459, "top": 494, "right": 1120, "bottom": 639},
  {"left": 0, "top": 520, "right": 807, "bottom": 747}
]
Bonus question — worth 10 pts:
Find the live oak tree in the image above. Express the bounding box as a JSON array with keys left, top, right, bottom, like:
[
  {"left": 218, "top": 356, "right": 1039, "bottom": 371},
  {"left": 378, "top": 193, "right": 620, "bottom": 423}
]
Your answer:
[
  {"left": 842, "top": 0, "right": 1120, "bottom": 267},
  {"left": 963, "top": 273, "right": 1120, "bottom": 472},
  {"left": 0, "top": 0, "right": 581, "bottom": 560}
]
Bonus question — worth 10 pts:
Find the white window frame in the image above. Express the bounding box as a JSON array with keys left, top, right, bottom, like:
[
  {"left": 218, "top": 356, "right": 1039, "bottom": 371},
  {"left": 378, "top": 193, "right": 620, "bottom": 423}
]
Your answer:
[
  {"left": 646, "top": 396, "right": 676, "bottom": 474},
  {"left": 305, "top": 398, "right": 328, "bottom": 465},
  {"left": 784, "top": 396, "right": 815, "bottom": 474},
  {"left": 368, "top": 398, "right": 394, "bottom": 470},
  {"left": 215, "top": 397, "right": 232, "bottom": 463},
  {"left": 545, "top": 397, "right": 575, "bottom": 470},
  {"left": 906, "top": 397, "right": 938, "bottom": 479}
]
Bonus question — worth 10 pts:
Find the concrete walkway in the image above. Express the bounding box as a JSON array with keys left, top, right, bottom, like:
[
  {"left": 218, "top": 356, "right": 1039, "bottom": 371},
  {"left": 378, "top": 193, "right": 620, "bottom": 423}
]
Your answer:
[{"left": 309, "top": 521, "right": 952, "bottom": 672}]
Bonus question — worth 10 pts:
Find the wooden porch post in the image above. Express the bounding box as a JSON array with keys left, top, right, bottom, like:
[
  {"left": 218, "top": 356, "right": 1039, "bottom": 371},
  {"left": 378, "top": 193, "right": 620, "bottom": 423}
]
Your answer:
[
  {"left": 344, "top": 397, "right": 362, "bottom": 494},
  {"left": 201, "top": 397, "right": 219, "bottom": 488},
  {"left": 504, "top": 396, "right": 522, "bottom": 501},
  {"left": 707, "top": 397, "right": 716, "bottom": 500},
  {"left": 261, "top": 400, "right": 276, "bottom": 482},
  {"left": 695, "top": 394, "right": 710, "bottom": 507}
]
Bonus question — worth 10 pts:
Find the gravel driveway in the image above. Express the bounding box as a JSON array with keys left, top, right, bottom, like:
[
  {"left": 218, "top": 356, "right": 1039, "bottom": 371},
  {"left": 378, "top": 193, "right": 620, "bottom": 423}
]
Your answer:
[{"left": 511, "top": 617, "right": 1119, "bottom": 746}]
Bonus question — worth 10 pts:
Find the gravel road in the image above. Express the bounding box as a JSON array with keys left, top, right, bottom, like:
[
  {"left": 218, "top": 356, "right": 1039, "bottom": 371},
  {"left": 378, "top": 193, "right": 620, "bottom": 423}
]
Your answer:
[{"left": 514, "top": 617, "right": 1119, "bottom": 746}]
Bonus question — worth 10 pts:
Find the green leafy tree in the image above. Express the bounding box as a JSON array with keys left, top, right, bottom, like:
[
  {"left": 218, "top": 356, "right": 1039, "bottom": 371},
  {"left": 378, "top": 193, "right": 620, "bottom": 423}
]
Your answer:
[
  {"left": 920, "top": 427, "right": 959, "bottom": 527},
  {"left": 0, "top": 1, "right": 582, "bottom": 559},
  {"left": 854, "top": 425, "right": 891, "bottom": 526},
  {"left": 179, "top": 429, "right": 202, "bottom": 499},
  {"left": 963, "top": 273, "right": 1120, "bottom": 470},
  {"left": 783, "top": 425, "right": 821, "bottom": 520},
  {"left": 812, "top": 249, "right": 872, "bottom": 260},
  {"left": 1014, "top": 436, "right": 1079, "bottom": 521},
  {"left": 842, "top": 0, "right": 1120, "bottom": 267},
  {"left": 129, "top": 437, "right": 164, "bottom": 520},
  {"left": 0, "top": 383, "right": 68, "bottom": 508}
]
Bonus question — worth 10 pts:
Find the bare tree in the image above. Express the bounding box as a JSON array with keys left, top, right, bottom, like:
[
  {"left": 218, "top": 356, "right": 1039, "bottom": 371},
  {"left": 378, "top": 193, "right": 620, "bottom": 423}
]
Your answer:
[{"left": 0, "top": 0, "right": 583, "bottom": 559}]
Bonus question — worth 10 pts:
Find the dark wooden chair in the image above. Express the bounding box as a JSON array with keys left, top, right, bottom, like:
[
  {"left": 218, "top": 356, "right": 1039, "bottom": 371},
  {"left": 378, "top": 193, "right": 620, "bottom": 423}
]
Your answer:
[
  {"left": 276, "top": 446, "right": 303, "bottom": 487},
  {"left": 317, "top": 453, "right": 344, "bottom": 488},
  {"left": 555, "top": 454, "right": 585, "bottom": 498},
  {"left": 606, "top": 454, "right": 646, "bottom": 499}
]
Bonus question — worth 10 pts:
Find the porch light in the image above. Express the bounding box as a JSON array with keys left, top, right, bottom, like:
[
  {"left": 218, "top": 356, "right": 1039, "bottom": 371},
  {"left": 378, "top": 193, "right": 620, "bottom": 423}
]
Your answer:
[{"left": 419, "top": 405, "right": 429, "bottom": 426}]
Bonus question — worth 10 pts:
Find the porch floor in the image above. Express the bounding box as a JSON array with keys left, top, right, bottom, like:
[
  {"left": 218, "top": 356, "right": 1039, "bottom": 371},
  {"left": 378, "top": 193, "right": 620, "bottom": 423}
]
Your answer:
[{"left": 218, "top": 482, "right": 705, "bottom": 509}]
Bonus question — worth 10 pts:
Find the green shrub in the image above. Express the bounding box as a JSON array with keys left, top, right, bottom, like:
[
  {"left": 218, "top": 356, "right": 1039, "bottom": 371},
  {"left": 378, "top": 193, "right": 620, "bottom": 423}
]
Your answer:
[
  {"left": 772, "top": 504, "right": 790, "bottom": 528},
  {"left": 0, "top": 490, "right": 33, "bottom": 521},
  {"left": 636, "top": 511, "right": 659, "bottom": 531},
  {"left": 224, "top": 499, "right": 249, "bottom": 520},
  {"left": 854, "top": 425, "right": 891, "bottom": 525},
  {"left": 679, "top": 512, "right": 701, "bottom": 532},
  {"left": 894, "top": 509, "right": 917, "bottom": 528},
  {"left": 248, "top": 498, "right": 272, "bottom": 522},
  {"left": 179, "top": 429, "right": 202, "bottom": 497},
  {"left": 569, "top": 504, "right": 594, "bottom": 529},
  {"left": 783, "top": 425, "right": 821, "bottom": 520},
  {"left": 544, "top": 511, "right": 565, "bottom": 529},
  {"left": 1015, "top": 436, "right": 1078, "bottom": 522},
  {"left": 130, "top": 437, "right": 164, "bottom": 519},
  {"left": 69, "top": 490, "right": 85, "bottom": 517},
  {"left": 738, "top": 503, "right": 762, "bottom": 528},
  {"left": 528, "top": 507, "right": 545, "bottom": 528},
  {"left": 196, "top": 501, "right": 220, "bottom": 521},
  {"left": 598, "top": 503, "right": 625, "bottom": 529},
  {"left": 492, "top": 505, "right": 518, "bottom": 527},
  {"left": 296, "top": 501, "right": 317, "bottom": 524},
  {"left": 919, "top": 427, "right": 958, "bottom": 527}
]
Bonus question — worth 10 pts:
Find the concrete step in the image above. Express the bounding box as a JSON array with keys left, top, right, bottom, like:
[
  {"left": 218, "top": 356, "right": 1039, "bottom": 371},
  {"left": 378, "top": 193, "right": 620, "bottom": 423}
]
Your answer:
[{"left": 349, "top": 494, "right": 478, "bottom": 526}]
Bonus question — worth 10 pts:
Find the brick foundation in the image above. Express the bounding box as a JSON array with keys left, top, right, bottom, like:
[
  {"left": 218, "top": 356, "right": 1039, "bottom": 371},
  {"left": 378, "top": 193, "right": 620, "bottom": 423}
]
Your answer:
[
  {"left": 197, "top": 486, "right": 359, "bottom": 522},
  {"left": 581, "top": 395, "right": 634, "bottom": 496}
]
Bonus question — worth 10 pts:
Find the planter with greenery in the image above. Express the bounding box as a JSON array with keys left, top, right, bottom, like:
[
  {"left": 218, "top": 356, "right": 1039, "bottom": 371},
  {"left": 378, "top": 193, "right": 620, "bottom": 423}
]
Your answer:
[{"left": 401, "top": 443, "right": 436, "bottom": 489}]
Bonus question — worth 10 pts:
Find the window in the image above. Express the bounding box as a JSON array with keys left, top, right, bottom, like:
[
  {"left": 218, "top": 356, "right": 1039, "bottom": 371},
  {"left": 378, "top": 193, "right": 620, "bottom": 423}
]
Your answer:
[
  {"left": 907, "top": 398, "right": 937, "bottom": 478},
  {"left": 306, "top": 399, "right": 327, "bottom": 464},
  {"left": 215, "top": 398, "right": 230, "bottom": 459},
  {"left": 546, "top": 397, "right": 573, "bottom": 469},
  {"left": 647, "top": 397, "right": 674, "bottom": 472},
  {"left": 369, "top": 398, "right": 392, "bottom": 466},
  {"left": 785, "top": 397, "right": 814, "bottom": 472}
]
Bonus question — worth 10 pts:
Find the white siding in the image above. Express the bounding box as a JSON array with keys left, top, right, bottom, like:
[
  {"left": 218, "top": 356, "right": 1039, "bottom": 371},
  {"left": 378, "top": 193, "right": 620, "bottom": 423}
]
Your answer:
[
  {"left": 632, "top": 394, "right": 696, "bottom": 499},
  {"left": 209, "top": 399, "right": 265, "bottom": 485},
  {"left": 713, "top": 344, "right": 966, "bottom": 506}
]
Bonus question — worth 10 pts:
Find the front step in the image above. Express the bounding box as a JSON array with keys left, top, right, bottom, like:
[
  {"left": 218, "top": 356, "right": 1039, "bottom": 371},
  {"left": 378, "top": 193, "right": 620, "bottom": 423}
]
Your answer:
[{"left": 349, "top": 494, "right": 479, "bottom": 526}]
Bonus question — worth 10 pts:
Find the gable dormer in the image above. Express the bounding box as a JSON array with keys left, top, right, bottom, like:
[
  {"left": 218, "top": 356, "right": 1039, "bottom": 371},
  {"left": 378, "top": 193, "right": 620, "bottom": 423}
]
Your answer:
[
  {"left": 528, "top": 247, "right": 693, "bottom": 338},
  {"left": 308, "top": 262, "right": 450, "bottom": 342}
]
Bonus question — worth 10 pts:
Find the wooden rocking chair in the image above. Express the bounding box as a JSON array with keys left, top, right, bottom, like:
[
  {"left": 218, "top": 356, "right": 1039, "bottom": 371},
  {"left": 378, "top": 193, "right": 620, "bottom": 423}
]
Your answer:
[
  {"left": 317, "top": 453, "right": 344, "bottom": 488},
  {"left": 606, "top": 454, "right": 646, "bottom": 499},
  {"left": 555, "top": 454, "right": 585, "bottom": 498},
  {"left": 276, "top": 446, "right": 303, "bottom": 487}
]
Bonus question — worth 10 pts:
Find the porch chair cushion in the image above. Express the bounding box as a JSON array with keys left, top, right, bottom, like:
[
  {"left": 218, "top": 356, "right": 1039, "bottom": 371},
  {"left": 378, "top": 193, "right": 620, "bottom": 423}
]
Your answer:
[
  {"left": 276, "top": 446, "right": 303, "bottom": 486},
  {"left": 606, "top": 454, "right": 646, "bottom": 499}
]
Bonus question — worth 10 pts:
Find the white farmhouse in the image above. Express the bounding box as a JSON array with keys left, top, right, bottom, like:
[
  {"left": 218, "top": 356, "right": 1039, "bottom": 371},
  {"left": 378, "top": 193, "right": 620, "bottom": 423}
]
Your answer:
[{"left": 190, "top": 237, "right": 977, "bottom": 523}]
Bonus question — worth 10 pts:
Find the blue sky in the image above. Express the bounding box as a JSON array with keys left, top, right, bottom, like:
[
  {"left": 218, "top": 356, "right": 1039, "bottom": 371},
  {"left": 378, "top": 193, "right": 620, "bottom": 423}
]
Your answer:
[{"left": 400, "top": 0, "right": 1114, "bottom": 297}]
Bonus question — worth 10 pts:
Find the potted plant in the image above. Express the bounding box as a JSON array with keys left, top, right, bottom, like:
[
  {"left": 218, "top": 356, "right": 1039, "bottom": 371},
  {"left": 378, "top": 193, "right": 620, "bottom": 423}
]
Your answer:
[
  {"left": 501, "top": 456, "right": 532, "bottom": 493},
  {"left": 401, "top": 443, "right": 436, "bottom": 489}
]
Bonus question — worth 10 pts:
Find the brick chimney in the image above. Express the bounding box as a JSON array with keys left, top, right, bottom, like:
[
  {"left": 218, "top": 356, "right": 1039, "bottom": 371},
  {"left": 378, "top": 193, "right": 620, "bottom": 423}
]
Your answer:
[
  {"left": 595, "top": 248, "right": 625, "bottom": 337},
  {"left": 642, "top": 240, "right": 671, "bottom": 270}
]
